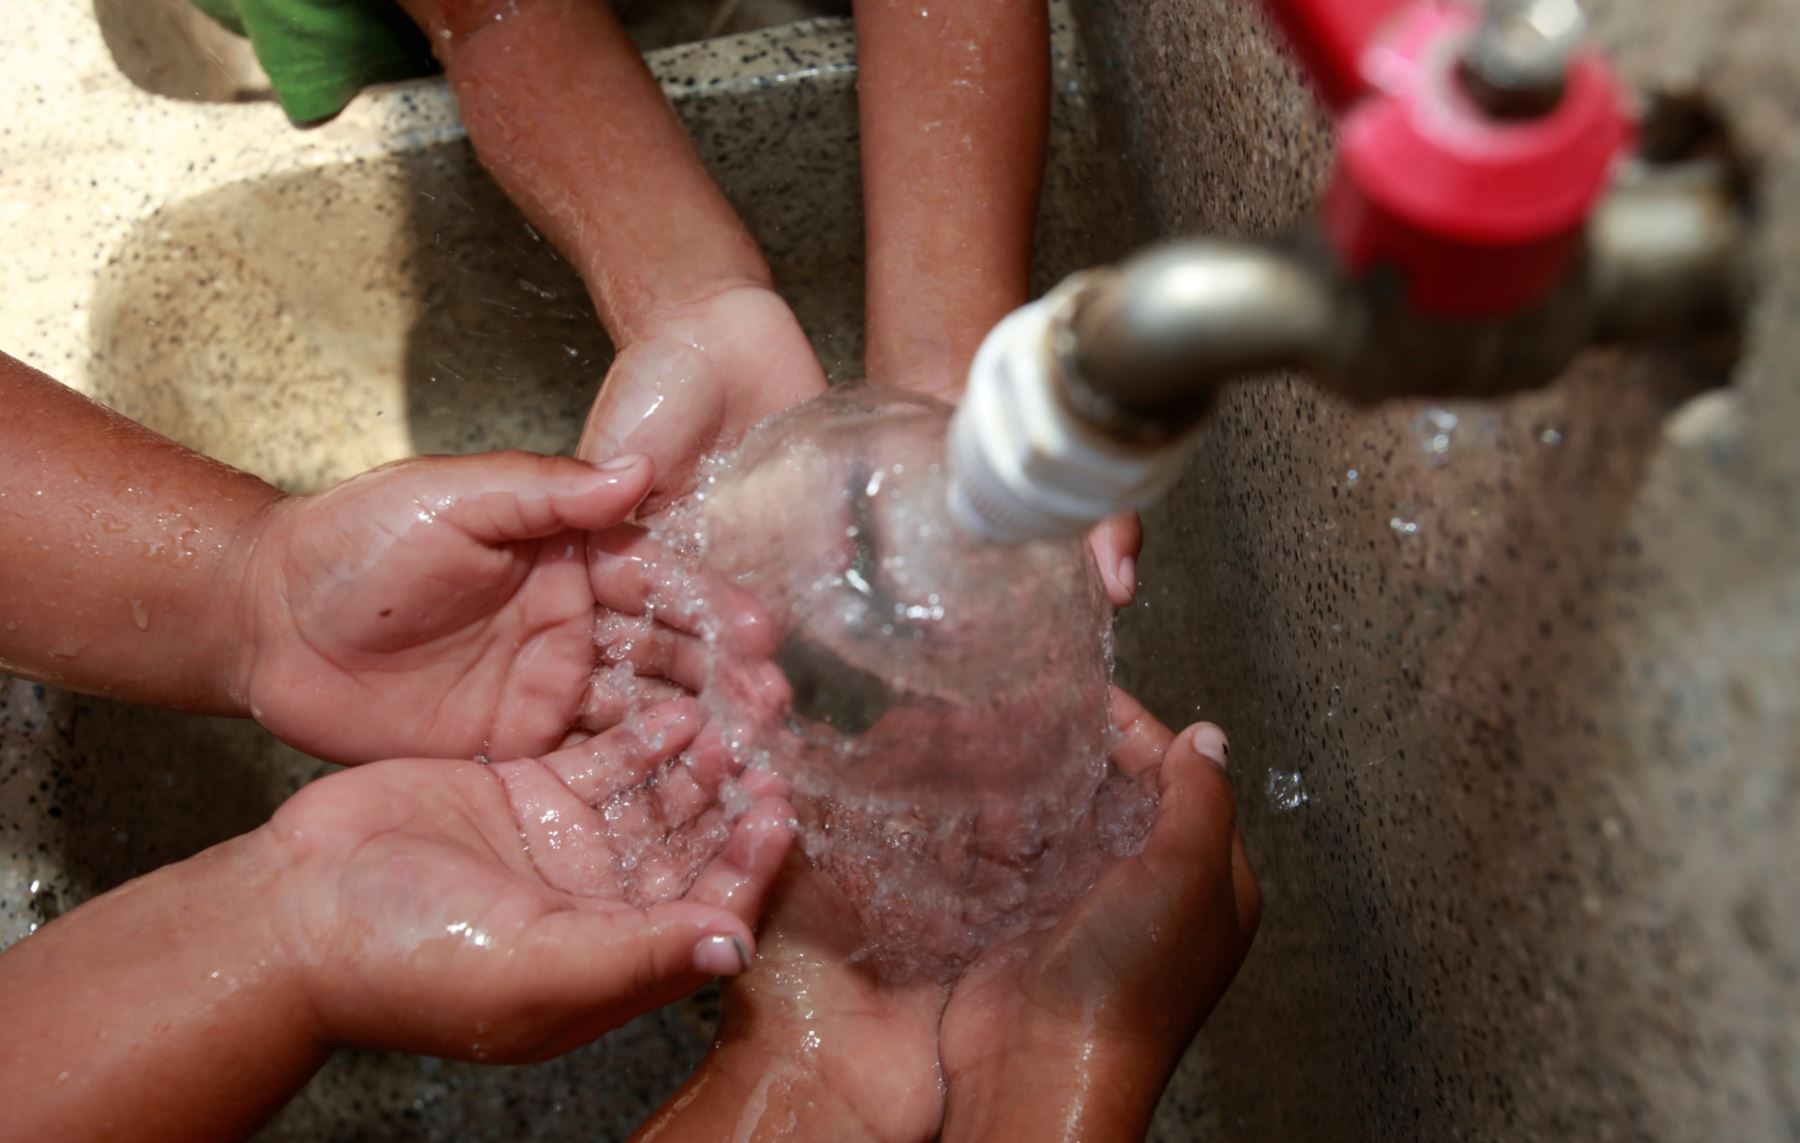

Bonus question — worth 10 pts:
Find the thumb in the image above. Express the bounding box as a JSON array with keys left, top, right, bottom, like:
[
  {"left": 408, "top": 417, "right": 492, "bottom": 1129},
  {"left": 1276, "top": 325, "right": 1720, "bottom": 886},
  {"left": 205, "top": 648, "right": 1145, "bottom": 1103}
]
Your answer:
[
  {"left": 1088, "top": 513, "right": 1143, "bottom": 608},
  {"left": 1144, "top": 722, "right": 1241, "bottom": 881},
  {"left": 393, "top": 451, "right": 654, "bottom": 545},
  {"left": 580, "top": 341, "right": 727, "bottom": 483},
  {"left": 517, "top": 903, "right": 757, "bottom": 1027}
]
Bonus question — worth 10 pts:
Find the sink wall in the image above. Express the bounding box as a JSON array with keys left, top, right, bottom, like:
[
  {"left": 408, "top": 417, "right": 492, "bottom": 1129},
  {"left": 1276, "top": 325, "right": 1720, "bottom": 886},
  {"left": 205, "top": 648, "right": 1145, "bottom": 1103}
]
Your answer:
[
  {"left": 91, "top": 0, "right": 851, "bottom": 106},
  {"left": 1079, "top": 0, "right": 1800, "bottom": 1137}
]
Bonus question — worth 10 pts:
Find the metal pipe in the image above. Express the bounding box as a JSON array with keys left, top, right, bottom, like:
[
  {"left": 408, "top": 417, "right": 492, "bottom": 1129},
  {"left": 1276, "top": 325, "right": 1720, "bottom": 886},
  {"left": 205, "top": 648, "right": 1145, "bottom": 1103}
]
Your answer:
[
  {"left": 946, "top": 157, "right": 1754, "bottom": 545},
  {"left": 1059, "top": 242, "right": 1352, "bottom": 443},
  {"left": 1588, "top": 160, "right": 1751, "bottom": 344}
]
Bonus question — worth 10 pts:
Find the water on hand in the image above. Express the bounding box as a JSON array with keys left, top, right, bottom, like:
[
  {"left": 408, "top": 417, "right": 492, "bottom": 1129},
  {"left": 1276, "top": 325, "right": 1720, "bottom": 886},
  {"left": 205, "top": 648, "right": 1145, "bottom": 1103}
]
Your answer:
[{"left": 662, "top": 384, "right": 1156, "bottom": 980}]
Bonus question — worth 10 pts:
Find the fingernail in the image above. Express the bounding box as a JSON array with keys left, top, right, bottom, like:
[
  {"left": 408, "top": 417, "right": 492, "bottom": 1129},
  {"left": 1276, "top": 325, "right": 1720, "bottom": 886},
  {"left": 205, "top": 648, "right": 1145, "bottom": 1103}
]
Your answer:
[
  {"left": 1185, "top": 724, "right": 1230, "bottom": 769},
  {"left": 597, "top": 453, "right": 646, "bottom": 473},
  {"left": 1117, "top": 556, "right": 1137, "bottom": 602},
  {"left": 692, "top": 933, "right": 751, "bottom": 977}
]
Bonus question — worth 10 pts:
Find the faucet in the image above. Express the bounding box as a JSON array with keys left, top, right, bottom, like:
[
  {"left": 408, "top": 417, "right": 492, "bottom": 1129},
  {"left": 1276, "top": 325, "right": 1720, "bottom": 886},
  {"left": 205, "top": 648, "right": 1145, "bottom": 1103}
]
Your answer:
[{"left": 946, "top": 0, "right": 1756, "bottom": 543}]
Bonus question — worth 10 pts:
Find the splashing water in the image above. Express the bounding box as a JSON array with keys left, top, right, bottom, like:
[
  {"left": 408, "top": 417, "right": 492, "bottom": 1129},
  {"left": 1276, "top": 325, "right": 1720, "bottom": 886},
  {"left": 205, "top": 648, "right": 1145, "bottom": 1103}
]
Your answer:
[
  {"left": 663, "top": 384, "right": 1155, "bottom": 980},
  {"left": 1265, "top": 769, "right": 1309, "bottom": 813},
  {"left": 1415, "top": 406, "right": 1460, "bottom": 466}
]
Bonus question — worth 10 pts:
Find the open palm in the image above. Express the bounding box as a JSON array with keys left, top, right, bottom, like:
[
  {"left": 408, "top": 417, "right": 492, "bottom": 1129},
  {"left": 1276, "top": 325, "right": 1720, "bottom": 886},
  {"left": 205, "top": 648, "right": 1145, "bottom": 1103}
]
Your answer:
[{"left": 266, "top": 698, "right": 796, "bottom": 1064}]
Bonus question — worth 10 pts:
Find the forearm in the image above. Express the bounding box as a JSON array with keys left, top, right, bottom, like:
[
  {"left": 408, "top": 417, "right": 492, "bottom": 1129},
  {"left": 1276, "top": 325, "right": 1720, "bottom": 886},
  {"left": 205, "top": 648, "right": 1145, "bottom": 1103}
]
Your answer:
[
  {"left": 856, "top": 0, "right": 1050, "bottom": 383},
  {"left": 0, "top": 352, "right": 277, "bottom": 712},
  {"left": 0, "top": 829, "right": 327, "bottom": 1141},
  {"left": 399, "top": 0, "right": 774, "bottom": 342},
  {"left": 635, "top": 1042, "right": 898, "bottom": 1142},
  {"left": 941, "top": 1035, "right": 1168, "bottom": 1143}
]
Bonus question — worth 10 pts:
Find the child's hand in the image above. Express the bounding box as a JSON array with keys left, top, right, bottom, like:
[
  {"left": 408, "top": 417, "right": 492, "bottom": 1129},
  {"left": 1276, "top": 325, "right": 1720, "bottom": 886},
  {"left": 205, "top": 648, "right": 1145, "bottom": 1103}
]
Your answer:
[
  {"left": 0, "top": 699, "right": 795, "bottom": 1140},
  {"left": 267, "top": 699, "right": 796, "bottom": 1062},
  {"left": 234, "top": 451, "right": 749, "bottom": 766},
  {"left": 937, "top": 690, "right": 1261, "bottom": 1139},
  {"left": 634, "top": 855, "right": 951, "bottom": 1142},
  {"left": 578, "top": 283, "right": 828, "bottom": 515}
]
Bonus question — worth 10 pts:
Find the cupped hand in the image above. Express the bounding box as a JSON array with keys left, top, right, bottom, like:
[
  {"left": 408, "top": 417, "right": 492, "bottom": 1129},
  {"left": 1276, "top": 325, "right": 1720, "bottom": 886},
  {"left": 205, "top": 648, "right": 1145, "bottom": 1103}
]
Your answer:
[
  {"left": 578, "top": 282, "right": 828, "bottom": 515},
  {"left": 636, "top": 853, "right": 952, "bottom": 1143},
  {"left": 233, "top": 450, "right": 754, "bottom": 767},
  {"left": 936, "top": 689, "right": 1261, "bottom": 1139},
  {"left": 261, "top": 698, "right": 796, "bottom": 1064}
]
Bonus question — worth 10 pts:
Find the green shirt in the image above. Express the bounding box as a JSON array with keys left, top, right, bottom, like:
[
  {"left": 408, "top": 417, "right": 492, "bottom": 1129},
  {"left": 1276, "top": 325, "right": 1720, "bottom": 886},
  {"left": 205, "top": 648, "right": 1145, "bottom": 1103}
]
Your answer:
[{"left": 193, "top": 0, "right": 439, "bottom": 124}]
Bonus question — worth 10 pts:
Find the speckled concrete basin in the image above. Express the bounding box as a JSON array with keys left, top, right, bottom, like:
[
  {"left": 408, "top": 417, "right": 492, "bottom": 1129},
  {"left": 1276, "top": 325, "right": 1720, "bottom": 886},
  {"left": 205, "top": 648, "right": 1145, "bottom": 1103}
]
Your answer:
[
  {"left": 1074, "top": 0, "right": 1800, "bottom": 1138},
  {"left": 0, "top": 6, "right": 1129, "bottom": 1138}
]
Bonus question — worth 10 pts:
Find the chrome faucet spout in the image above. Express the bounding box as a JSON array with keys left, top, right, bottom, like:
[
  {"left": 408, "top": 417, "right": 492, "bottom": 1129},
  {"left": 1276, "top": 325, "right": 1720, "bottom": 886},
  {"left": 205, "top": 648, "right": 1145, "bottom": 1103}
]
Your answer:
[
  {"left": 1056, "top": 242, "right": 1352, "bottom": 444},
  {"left": 946, "top": 155, "right": 1754, "bottom": 546}
]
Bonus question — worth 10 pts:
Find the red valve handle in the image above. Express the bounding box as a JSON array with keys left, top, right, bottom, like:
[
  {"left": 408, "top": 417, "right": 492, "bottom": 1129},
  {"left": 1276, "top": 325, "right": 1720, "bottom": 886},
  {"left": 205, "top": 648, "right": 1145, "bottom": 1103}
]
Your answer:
[
  {"left": 1261, "top": 0, "right": 1636, "bottom": 318},
  {"left": 1261, "top": 0, "right": 1408, "bottom": 110}
]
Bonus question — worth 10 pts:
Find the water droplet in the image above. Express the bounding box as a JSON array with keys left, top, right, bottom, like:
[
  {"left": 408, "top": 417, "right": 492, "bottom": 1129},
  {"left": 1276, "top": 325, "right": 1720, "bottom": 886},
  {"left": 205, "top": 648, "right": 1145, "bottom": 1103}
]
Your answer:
[
  {"left": 1344, "top": 468, "right": 1360, "bottom": 488},
  {"left": 1389, "top": 514, "right": 1420, "bottom": 536},
  {"left": 1539, "top": 426, "right": 1564, "bottom": 446},
  {"left": 1415, "top": 407, "right": 1460, "bottom": 465},
  {"left": 1266, "top": 770, "right": 1309, "bottom": 813}
]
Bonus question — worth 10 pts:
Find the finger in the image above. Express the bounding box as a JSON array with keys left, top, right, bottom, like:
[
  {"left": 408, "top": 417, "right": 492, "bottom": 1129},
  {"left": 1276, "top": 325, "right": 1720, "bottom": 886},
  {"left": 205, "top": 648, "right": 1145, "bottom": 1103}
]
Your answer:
[
  {"left": 401, "top": 451, "right": 654, "bottom": 545},
  {"left": 588, "top": 525, "right": 778, "bottom": 656},
  {"left": 578, "top": 662, "right": 685, "bottom": 733},
  {"left": 579, "top": 340, "right": 728, "bottom": 490},
  {"left": 625, "top": 771, "right": 797, "bottom": 907},
  {"left": 538, "top": 699, "right": 702, "bottom": 805},
  {"left": 647, "top": 726, "right": 744, "bottom": 830},
  {"left": 516, "top": 901, "right": 758, "bottom": 1037},
  {"left": 626, "top": 806, "right": 728, "bottom": 905},
  {"left": 1107, "top": 686, "right": 1176, "bottom": 783},
  {"left": 681, "top": 795, "right": 797, "bottom": 927},
  {"left": 588, "top": 525, "right": 694, "bottom": 624},
  {"left": 730, "top": 762, "right": 790, "bottom": 802},
  {"left": 707, "top": 657, "right": 795, "bottom": 737},
  {"left": 647, "top": 759, "right": 715, "bottom": 831},
  {"left": 1087, "top": 513, "right": 1143, "bottom": 608},
  {"left": 681, "top": 724, "right": 751, "bottom": 794},
  {"left": 488, "top": 758, "right": 618, "bottom": 896},
  {"left": 1142, "top": 721, "right": 1241, "bottom": 884},
  {"left": 1230, "top": 832, "right": 1263, "bottom": 943},
  {"left": 595, "top": 615, "right": 716, "bottom": 692}
]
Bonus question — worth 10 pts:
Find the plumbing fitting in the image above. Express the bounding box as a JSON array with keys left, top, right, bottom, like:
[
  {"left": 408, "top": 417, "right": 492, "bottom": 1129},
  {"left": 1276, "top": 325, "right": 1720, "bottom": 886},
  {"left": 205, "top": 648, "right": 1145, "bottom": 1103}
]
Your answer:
[
  {"left": 1459, "top": 0, "right": 1590, "bottom": 120},
  {"left": 947, "top": 0, "right": 1756, "bottom": 544}
]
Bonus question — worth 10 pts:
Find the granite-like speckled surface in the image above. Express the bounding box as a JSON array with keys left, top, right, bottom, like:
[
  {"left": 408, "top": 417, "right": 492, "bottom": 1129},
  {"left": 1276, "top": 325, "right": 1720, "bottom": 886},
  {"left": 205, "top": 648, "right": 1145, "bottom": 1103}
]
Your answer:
[
  {"left": 1077, "top": 0, "right": 1800, "bottom": 1138},
  {"left": 0, "top": 3, "right": 1129, "bottom": 1138}
]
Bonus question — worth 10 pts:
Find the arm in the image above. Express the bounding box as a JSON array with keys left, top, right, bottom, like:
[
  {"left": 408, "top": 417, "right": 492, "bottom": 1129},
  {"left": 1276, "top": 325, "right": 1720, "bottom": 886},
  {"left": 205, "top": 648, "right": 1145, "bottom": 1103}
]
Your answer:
[
  {"left": 0, "top": 726, "right": 795, "bottom": 1141},
  {"left": 1, "top": 347, "right": 727, "bottom": 764},
  {"left": 939, "top": 1031, "right": 1164, "bottom": 1141},
  {"left": 851, "top": 1, "right": 1144, "bottom": 606},
  {"left": 633, "top": 1043, "right": 904, "bottom": 1142},
  {"left": 395, "top": 0, "right": 828, "bottom": 499},
  {"left": 394, "top": 0, "right": 772, "bottom": 341},
  {"left": 0, "top": 350, "right": 275, "bottom": 713},
  {"left": 854, "top": 0, "right": 1051, "bottom": 387},
  {"left": 0, "top": 831, "right": 325, "bottom": 1141}
]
